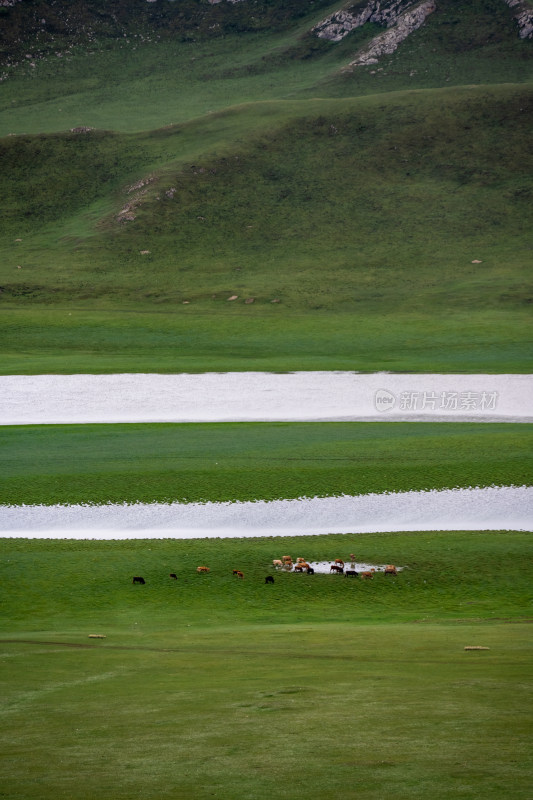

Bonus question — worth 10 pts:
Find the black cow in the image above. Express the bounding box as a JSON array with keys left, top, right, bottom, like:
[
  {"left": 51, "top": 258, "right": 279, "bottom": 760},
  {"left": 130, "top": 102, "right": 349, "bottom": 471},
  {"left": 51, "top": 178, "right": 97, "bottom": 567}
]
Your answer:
[
  {"left": 169, "top": 573, "right": 177, "bottom": 579},
  {"left": 265, "top": 576, "right": 275, "bottom": 584},
  {"left": 132, "top": 576, "right": 145, "bottom": 585},
  {"left": 306, "top": 567, "right": 315, "bottom": 575},
  {"left": 345, "top": 570, "right": 359, "bottom": 577}
]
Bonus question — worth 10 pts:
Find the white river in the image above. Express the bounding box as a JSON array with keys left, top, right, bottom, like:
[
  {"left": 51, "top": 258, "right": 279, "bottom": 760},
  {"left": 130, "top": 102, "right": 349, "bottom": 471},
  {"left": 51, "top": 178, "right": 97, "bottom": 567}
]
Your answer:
[
  {"left": 1, "top": 486, "right": 531, "bottom": 539},
  {"left": 1, "top": 372, "right": 532, "bottom": 424},
  {"left": 1, "top": 372, "right": 531, "bottom": 539}
]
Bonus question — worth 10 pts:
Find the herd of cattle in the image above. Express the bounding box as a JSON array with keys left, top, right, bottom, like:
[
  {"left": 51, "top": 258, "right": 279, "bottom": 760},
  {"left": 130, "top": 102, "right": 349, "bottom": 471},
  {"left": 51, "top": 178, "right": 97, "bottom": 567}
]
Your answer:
[
  {"left": 131, "top": 555, "right": 398, "bottom": 585},
  {"left": 272, "top": 555, "right": 398, "bottom": 578}
]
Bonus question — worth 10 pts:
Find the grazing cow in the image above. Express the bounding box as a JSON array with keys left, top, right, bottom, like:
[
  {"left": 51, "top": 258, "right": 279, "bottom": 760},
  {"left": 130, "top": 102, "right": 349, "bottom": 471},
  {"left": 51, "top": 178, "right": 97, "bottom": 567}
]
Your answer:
[
  {"left": 265, "top": 576, "right": 275, "bottom": 584},
  {"left": 132, "top": 576, "right": 145, "bottom": 584},
  {"left": 294, "top": 565, "right": 305, "bottom": 572},
  {"left": 360, "top": 570, "right": 375, "bottom": 579},
  {"left": 197, "top": 566, "right": 210, "bottom": 574},
  {"left": 334, "top": 558, "right": 345, "bottom": 567},
  {"left": 233, "top": 570, "right": 244, "bottom": 579},
  {"left": 330, "top": 564, "right": 344, "bottom": 574},
  {"left": 345, "top": 570, "right": 359, "bottom": 577},
  {"left": 169, "top": 573, "right": 177, "bottom": 579},
  {"left": 306, "top": 567, "right": 315, "bottom": 575},
  {"left": 282, "top": 555, "right": 292, "bottom": 563},
  {"left": 384, "top": 565, "right": 398, "bottom": 576},
  {"left": 273, "top": 560, "right": 283, "bottom": 568},
  {"left": 296, "top": 557, "right": 306, "bottom": 563}
]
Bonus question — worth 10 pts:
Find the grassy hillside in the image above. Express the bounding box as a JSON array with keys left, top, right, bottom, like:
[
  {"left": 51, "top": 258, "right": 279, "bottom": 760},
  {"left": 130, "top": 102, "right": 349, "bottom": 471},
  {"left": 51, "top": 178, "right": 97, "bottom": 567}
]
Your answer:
[
  {"left": 0, "top": 0, "right": 531, "bottom": 372},
  {"left": 1, "top": 82, "right": 531, "bottom": 372},
  {"left": 1, "top": 0, "right": 531, "bottom": 136},
  {"left": 1, "top": 422, "right": 532, "bottom": 505}
]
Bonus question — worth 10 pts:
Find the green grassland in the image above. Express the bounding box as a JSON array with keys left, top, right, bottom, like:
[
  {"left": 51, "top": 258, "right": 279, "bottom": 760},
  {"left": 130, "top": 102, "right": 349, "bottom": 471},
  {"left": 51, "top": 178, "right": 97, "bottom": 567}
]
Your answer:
[
  {"left": 1, "top": 5, "right": 532, "bottom": 796},
  {"left": 1, "top": 307, "right": 531, "bottom": 374},
  {"left": 1, "top": 422, "right": 532, "bottom": 506},
  {"left": 1, "top": 532, "right": 532, "bottom": 799},
  {"left": 1, "top": 0, "right": 532, "bottom": 373}
]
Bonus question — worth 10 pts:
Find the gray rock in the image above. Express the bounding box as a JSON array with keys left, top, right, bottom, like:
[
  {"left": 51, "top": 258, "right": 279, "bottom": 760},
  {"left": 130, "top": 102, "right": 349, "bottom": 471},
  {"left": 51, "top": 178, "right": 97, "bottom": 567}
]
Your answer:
[{"left": 503, "top": 0, "right": 533, "bottom": 38}]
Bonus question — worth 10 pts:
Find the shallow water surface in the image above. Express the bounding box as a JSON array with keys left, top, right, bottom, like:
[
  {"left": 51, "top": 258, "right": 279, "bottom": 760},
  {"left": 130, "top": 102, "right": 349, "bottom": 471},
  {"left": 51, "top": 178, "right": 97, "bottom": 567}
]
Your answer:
[
  {"left": 1, "top": 486, "right": 531, "bottom": 539},
  {"left": 1, "top": 372, "right": 531, "bottom": 424}
]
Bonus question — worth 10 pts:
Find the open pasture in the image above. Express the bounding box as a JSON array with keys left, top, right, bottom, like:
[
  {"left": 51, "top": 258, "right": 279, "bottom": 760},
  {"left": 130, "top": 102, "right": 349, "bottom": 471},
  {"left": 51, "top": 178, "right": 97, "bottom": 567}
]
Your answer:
[
  {"left": 1, "top": 531, "right": 532, "bottom": 799},
  {"left": 1, "top": 421, "right": 531, "bottom": 506}
]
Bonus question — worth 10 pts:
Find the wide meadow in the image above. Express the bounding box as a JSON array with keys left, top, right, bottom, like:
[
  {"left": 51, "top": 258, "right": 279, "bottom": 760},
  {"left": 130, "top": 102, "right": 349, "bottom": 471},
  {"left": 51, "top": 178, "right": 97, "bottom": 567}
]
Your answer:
[{"left": 1, "top": 531, "right": 532, "bottom": 800}]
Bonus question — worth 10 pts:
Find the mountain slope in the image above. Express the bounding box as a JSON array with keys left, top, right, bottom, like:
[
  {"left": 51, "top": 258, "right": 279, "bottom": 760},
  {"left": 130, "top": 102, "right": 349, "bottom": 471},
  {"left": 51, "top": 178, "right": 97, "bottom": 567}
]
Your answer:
[{"left": 1, "top": 0, "right": 531, "bottom": 372}]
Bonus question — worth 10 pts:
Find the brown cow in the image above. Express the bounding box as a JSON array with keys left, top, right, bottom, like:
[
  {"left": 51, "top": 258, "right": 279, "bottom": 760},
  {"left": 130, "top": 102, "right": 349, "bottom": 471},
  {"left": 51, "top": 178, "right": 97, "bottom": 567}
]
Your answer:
[
  {"left": 384, "top": 565, "right": 398, "bottom": 576},
  {"left": 282, "top": 556, "right": 292, "bottom": 562},
  {"left": 360, "top": 570, "right": 375, "bottom": 579},
  {"left": 334, "top": 559, "right": 345, "bottom": 567},
  {"left": 233, "top": 570, "right": 244, "bottom": 579},
  {"left": 273, "top": 559, "right": 283, "bottom": 568},
  {"left": 197, "top": 566, "right": 210, "bottom": 573}
]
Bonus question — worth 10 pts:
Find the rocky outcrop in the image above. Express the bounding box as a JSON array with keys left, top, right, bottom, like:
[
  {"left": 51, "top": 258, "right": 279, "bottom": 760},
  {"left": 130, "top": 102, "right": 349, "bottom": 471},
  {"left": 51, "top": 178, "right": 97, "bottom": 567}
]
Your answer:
[
  {"left": 348, "top": 0, "right": 436, "bottom": 66},
  {"left": 314, "top": 0, "right": 421, "bottom": 42},
  {"left": 503, "top": 0, "right": 533, "bottom": 38}
]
